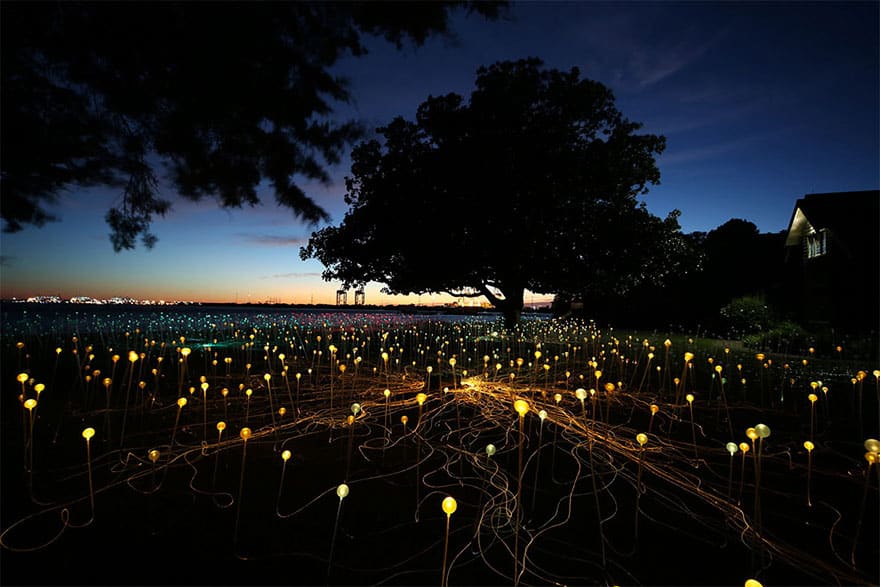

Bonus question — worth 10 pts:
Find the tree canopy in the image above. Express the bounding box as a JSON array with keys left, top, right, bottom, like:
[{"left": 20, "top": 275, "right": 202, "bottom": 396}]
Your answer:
[
  {"left": 301, "top": 58, "right": 689, "bottom": 327},
  {"left": 1, "top": 1, "right": 504, "bottom": 250}
]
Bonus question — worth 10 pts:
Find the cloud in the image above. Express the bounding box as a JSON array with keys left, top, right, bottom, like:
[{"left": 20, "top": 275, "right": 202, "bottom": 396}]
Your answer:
[
  {"left": 237, "top": 234, "right": 307, "bottom": 247},
  {"left": 261, "top": 272, "right": 323, "bottom": 280},
  {"left": 660, "top": 127, "right": 795, "bottom": 166}
]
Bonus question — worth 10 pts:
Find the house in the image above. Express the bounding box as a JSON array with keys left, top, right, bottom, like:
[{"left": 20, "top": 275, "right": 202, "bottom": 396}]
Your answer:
[{"left": 783, "top": 190, "right": 879, "bottom": 333}]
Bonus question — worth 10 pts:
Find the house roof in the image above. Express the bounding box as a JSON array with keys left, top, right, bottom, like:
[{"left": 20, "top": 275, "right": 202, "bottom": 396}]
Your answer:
[{"left": 784, "top": 190, "right": 879, "bottom": 251}]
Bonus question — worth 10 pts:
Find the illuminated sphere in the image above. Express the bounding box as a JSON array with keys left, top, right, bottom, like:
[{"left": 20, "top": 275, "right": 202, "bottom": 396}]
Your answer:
[
  {"left": 746, "top": 427, "right": 758, "bottom": 441},
  {"left": 24, "top": 398, "right": 37, "bottom": 410},
  {"left": 416, "top": 393, "right": 427, "bottom": 405},
  {"left": 538, "top": 409, "right": 547, "bottom": 421},
  {"left": 514, "top": 399, "right": 529, "bottom": 416},
  {"left": 278, "top": 407, "right": 286, "bottom": 417},
  {"left": 82, "top": 427, "right": 95, "bottom": 441},
  {"left": 177, "top": 397, "right": 187, "bottom": 408},
  {"left": 486, "top": 444, "right": 496, "bottom": 457},
  {"left": 401, "top": 415, "right": 408, "bottom": 425},
  {"left": 804, "top": 441, "right": 814, "bottom": 452},
  {"left": 149, "top": 449, "right": 160, "bottom": 463},
  {"left": 755, "top": 424, "right": 771, "bottom": 439},
  {"left": 449, "top": 358, "right": 456, "bottom": 367},
  {"left": 282, "top": 450, "right": 292, "bottom": 462},
  {"left": 181, "top": 347, "right": 191, "bottom": 357},
  {"left": 575, "top": 388, "right": 587, "bottom": 401},
  {"left": 867, "top": 452, "right": 878, "bottom": 465},
  {"left": 594, "top": 370, "right": 602, "bottom": 379},
  {"left": 217, "top": 421, "right": 226, "bottom": 432},
  {"left": 726, "top": 442, "right": 738, "bottom": 455},
  {"left": 128, "top": 351, "right": 139, "bottom": 363},
  {"left": 337, "top": 483, "right": 349, "bottom": 499},
  {"left": 739, "top": 442, "right": 750, "bottom": 453},
  {"left": 351, "top": 403, "right": 361, "bottom": 415},
  {"left": 264, "top": 373, "right": 271, "bottom": 382},
  {"left": 442, "top": 496, "right": 458, "bottom": 516},
  {"left": 34, "top": 383, "right": 45, "bottom": 394},
  {"left": 744, "top": 580, "right": 763, "bottom": 587},
  {"left": 384, "top": 389, "right": 391, "bottom": 398},
  {"left": 636, "top": 433, "right": 648, "bottom": 447},
  {"left": 650, "top": 404, "right": 659, "bottom": 415},
  {"left": 684, "top": 352, "right": 694, "bottom": 362},
  {"left": 16, "top": 373, "right": 28, "bottom": 383},
  {"left": 864, "top": 438, "right": 880, "bottom": 453},
  {"left": 240, "top": 427, "right": 252, "bottom": 441},
  {"left": 808, "top": 393, "right": 818, "bottom": 403},
  {"left": 685, "top": 393, "right": 694, "bottom": 404},
  {"left": 604, "top": 382, "right": 615, "bottom": 393},
  {"left": 554, "top": 393, "right": 562, "bottom": 404}
]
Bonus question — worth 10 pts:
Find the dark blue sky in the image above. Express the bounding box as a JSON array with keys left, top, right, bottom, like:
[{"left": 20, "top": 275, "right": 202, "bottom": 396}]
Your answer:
[{"left": 2, "top": 1, "right": 877, "bottom": 303}]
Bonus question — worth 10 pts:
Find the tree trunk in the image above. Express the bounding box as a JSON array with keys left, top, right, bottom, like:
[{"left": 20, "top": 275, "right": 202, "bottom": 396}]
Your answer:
[{"left": 498, "top": 288, "right": 524, "bottom": 329}]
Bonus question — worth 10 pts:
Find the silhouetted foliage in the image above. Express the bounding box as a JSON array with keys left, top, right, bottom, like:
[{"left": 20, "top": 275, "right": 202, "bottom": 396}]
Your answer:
[
  {"left": 1, "top": 1, "right": 505, "bottom": 250},
  {"left": 301, "top": 58, "right": 686, "bottom": 327}
]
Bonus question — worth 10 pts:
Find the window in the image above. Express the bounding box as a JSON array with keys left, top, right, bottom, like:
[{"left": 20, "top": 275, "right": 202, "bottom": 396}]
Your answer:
[{"left": 805, "top": 230, "right": 828, "bottom": 258}]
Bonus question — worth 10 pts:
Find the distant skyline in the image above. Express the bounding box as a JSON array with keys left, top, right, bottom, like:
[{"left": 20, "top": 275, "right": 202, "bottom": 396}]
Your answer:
[{"left": 2, "top": 1, "right": 878, "bottom": 304}]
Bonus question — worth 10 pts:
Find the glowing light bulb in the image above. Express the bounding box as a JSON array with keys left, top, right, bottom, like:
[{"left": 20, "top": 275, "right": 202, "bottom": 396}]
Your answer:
[
  {"left": 739, "top": 442, "right": 750, "bottom": 454},
  {"left": 383, "top": 388, "right": 391, "bottom": 398},
  {"left": 686, "top": 393, "right": 694, "bottom": 404},
  {"left": 336, "top": 483, "right": 349, "bottom": 500},
  {"left": 744, "top": 580, "right": 763, "bottom": 587},
  {"left": 864, "top": 438, "right": 880, "bottom": 453},
  {"left": 746, "top": 427, "right": 758, "bottom": 441},
  {"left": 539, "top": 409, "right": 547, "bottom": 421},
  {"left": 416, "top": 393, "right": 427, "bottom": 405},
  {"left": 755, "top": 423, "right": 771, "bottom": 439},
  {"left": 352, "top": 403, "right": 361, "bottom": 415},
  {"left": 636, "top": 433, "right": 648, "bottom": 446},
  {"left": 177, "top": 397, "right": 187, "bottom": 408},
  {"left": 486, "top": 444, "right": 496, "bottom": 457},
  {"left": 24, "top": 398, "right": 37, "bottom": 410},
  {"left": 575, "top": 388, "right": 587, "bottom": 401},
  {"left": 240, "top": 427, "right": 252, "bottom": 441},
  {"left": 82, "top": 427, "right": 95, "bottom": 441},
  {"left": 514, "top": 399, "right": 529, "bottom": 416},
  {"left": 804, "top": 440, "right": 814, "bottom": 452},
  {"left": 217, "top": 421, "right": 226, "bottom": 432},
  {"left": 282, "top": 450, "right": 292, "bottom": 461},
  {"left": 401, "top": 415, "right": 408, "bottom": 425},
  {"left": 650, "top": 404, "right": 659, "bottom": 415},
  {"left": 442, "top": 496, "right": 457, "bottom": 516},
  {"left": 554, "top": 393, "right": 562, "bottom": 403},
  {"left": 726, "top": 442, "right": 738, "bottom": 455}
]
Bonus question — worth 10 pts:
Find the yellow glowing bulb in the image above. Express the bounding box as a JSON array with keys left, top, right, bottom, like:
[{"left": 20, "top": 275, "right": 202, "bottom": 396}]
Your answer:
[
  {"left": 177, "top": 397, "right": 187, "bottom": 408},
  {"left": 278, "top": 407, "right": 286, "bottom": 416},
  {"left": 442, "top": 496, "right": 457, "bottom": 516},
  {"left": 217, "top": 421, "right": 226, "bottom": 432},
  {"left": 554, "top": 393, "right": 562, "bottom": 403},
  {"left": 401, "top": 415, "right": 408, "bottom": 425},
  {"left": 685, "top": 393, "right": 694, "bottom": 404},
  {"left": 808, "top": 393, "right": 818, "bottom": 403},
  {"left": 864, "top": 438, "right": 880, "bottom": 453},
  {"left": 746, "top": 427, "right": 758, "bottom": 441},
  {"left": 181, "top": 347, "right": 191, "bottom": 357},
  {"left": 128, "top": 350, "right": 139, "bottom": 363},
  {"left": 201, "top": 382, "right": 209, "bottom": 392},
  {"left": 34, "top": 383, "right": 45, "bottom": 395},
  {"left": 514, "top": 399, "right": 529, "bottom": 416},
  {"left": 240, "top": 427, "right": 252, "bottom": 440},
  {"left": 867, "top": 452, "right": 878, "bottom": 464},
  {"left": 486, "top": 444, "right": 496, "bottom": 457},
  {"left": 24, "top": 398, "right": 37, "bottom": 410},
  {"left": 726, "top": 442, "right": 737, "bottom": 455},
  {"left": 755, "top": 423, "right": 771, "bottom": 439},
  {"left": 650, "top": 404, "right": 659, "bottom": 415},
  {"left": 264, "top": 373, "right": 271, "bottom": 382},
  {"left": 149, "top": 449, "right": 160, "bottom": 463},
  {"left": 449, "top": 358, "right": 456, "bottom": 367},
  {"left": 715, "top": 365, "right": 723, "bottom": 374},
  {"left": 282, "top": 450, "right": 292, "bottom": 461},
  {"left": 539, "top": 409, "right": 547, "bottom": 421},
  {"left": 575, "top": 388, "right": 587, "bottom": 400},
  {"left": 636, "top": 433, "right": 648, "bottom": 446},
  {"left": 82, "top": 427, "right": 95, "bottom": 441},
  {"left": 594, "top": 369, "right": 602, "bottom": 379},
  {"left": 383, "top": 388, "right": 391, "bottom": 398},
  {"left": 744, "top": 580, "right": 763, "bottom": 587},
  {"left": 416, "top": 393, "right": 427, "bottom": 405},
  {"left": 804, "top": 440, "right": 814, "bottom": 452},
  {"left": 16, "top": 373, "right": 28, "bottom": 383},
  {"left": 337, "top": 483, "right": 349, "bottom": 499},
  {"left": 684, "top": 352, "right": 694, "bottom": 362}
]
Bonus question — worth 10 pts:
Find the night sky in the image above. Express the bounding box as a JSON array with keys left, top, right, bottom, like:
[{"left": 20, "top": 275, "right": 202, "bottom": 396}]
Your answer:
[{"left": 1, "top": 1, "right": 877, "bottom": 304}]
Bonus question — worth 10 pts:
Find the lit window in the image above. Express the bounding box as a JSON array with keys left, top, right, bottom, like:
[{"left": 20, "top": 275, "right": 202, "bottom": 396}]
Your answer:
[{"left": 805, "top": 230, "right": 828, "bottom": 258}]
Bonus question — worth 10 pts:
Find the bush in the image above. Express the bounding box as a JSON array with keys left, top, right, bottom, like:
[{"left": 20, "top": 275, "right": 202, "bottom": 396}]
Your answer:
[{"left": 720, "top": 295, "right": 772, "bottom": 338}]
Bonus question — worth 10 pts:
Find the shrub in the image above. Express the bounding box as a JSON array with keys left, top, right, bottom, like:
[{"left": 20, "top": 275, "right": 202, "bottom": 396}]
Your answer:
[{"left": 720, "top": 295, "right": 772, "bottom": 338}]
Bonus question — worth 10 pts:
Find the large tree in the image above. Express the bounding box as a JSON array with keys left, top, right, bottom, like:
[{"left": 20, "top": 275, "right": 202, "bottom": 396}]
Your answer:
[
  {"left": 1, "top": 1, "right": 504, "bottom": 250},
  {"left": 301, "top": 58, "right": 688, "bottom": 327}
]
